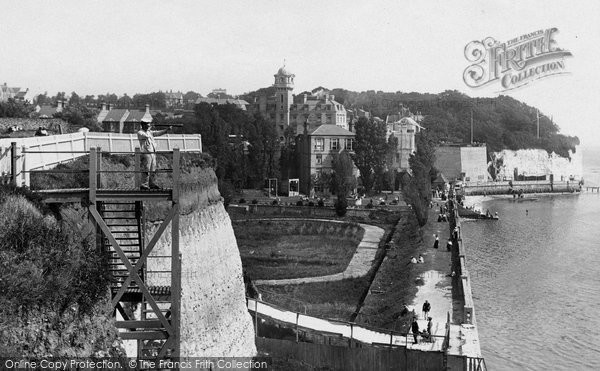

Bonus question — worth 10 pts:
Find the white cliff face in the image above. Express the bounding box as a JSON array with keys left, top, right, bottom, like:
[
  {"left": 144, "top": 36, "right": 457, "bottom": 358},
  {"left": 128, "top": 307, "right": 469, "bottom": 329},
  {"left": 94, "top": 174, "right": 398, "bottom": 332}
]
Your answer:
[
  {"left": 491, "top": 147, "right": 583, "bottom": 180},
  {"left": 146, "top": 168, "right": 256, "bottom": 358}
]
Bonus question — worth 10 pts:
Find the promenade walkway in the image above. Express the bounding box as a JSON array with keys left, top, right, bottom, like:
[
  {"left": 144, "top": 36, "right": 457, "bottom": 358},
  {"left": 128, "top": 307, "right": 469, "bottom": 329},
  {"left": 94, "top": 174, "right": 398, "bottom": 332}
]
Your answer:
[
  {"left": 254, "top": 219, "right": 384, "bottom": 286},
  {"left": 404, "top": 199, "right": 456, "bottom": 350}
]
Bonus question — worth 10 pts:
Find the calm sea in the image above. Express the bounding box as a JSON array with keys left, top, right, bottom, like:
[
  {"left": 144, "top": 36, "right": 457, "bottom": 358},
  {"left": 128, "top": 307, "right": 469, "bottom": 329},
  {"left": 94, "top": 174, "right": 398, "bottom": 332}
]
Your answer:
[{"left": 461, "top": 146, "right": 600, "bottom": 371}]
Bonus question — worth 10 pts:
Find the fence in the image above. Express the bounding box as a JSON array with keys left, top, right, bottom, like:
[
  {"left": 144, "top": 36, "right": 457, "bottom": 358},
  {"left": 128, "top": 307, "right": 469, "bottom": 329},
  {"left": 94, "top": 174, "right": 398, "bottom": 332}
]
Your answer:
[
  {"left": 247, "top": 298, "right": 447, "bottom": 350},
  {"left": 257, "top": 337, "right": 445, "bottom": 371},
  {"left": 0, "top": 132, "right": 202, "bottom": 186}
]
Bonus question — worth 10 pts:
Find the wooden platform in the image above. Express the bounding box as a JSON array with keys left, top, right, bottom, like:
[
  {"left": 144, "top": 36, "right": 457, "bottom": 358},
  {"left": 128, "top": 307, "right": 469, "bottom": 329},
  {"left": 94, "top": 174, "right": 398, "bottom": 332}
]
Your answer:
[{"left": 34, "top": 187, "right": 173, "bottom": 203}]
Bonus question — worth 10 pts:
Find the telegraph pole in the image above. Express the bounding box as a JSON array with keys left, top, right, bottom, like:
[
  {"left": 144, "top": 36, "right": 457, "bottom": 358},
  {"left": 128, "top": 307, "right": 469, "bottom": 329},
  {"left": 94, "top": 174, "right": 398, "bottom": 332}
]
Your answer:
[
  {"left": 470, "top": 109, "right": 473, "bottom": 144},
  {"left": 536, "top": 109, "right": 540, "bottom": 139}
]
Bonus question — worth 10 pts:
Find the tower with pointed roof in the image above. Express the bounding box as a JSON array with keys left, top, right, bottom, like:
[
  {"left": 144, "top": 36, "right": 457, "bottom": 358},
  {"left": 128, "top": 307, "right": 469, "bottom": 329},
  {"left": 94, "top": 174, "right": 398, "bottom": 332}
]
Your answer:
[{"left": 273, "top": 63, "right": 295, "bottom": 134}]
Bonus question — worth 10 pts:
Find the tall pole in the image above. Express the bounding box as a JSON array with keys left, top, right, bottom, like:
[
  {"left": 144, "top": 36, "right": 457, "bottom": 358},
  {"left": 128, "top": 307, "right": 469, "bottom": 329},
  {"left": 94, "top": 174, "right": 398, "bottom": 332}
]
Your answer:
[
  {"left": 536, "top": 110, "right": 540, "bottom": 139},
  {"left": 470, "top": 109, "right": 473, "bottom": 144}
]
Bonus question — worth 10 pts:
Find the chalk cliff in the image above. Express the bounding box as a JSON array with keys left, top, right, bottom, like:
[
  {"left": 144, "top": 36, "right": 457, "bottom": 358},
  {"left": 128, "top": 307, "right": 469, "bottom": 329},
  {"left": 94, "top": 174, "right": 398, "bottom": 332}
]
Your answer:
[
  {"left": 146, "top": 167, "right": 257, "bottom": 357},
  {"left": 491, "top": 147, "right": 583, "bottom": 180}
]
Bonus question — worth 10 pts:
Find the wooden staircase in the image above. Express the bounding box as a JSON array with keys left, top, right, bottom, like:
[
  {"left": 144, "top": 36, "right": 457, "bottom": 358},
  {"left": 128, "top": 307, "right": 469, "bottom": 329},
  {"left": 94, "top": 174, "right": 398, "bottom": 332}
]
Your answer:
[{"left": 99, "top": 201, "right": 174, "bottom": 357}]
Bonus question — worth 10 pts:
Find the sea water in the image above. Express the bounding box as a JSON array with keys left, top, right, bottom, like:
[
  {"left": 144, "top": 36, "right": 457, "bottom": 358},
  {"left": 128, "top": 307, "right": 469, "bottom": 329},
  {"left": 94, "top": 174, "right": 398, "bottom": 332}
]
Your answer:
[{"left": 461, "top": 147, "right": 600, "bottom": 370}]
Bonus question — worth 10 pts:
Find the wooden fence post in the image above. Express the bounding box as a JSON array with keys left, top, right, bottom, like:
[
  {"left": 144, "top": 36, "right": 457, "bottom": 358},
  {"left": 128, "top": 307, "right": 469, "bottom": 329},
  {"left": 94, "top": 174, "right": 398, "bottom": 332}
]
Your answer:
[
  {"left": 10, "top": 142, "right": 17, "bottom": 186},
  {"left": 134, "top": 147, "right": 141, "bottom": 188}
]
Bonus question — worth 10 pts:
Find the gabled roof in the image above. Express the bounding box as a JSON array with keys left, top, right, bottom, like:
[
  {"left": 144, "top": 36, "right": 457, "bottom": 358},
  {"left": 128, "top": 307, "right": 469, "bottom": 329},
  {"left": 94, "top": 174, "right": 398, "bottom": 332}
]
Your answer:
[
  {"left": 103, "top": 109, "right": 128, "bottom": 122},
  {"left": 125, "top": 110, "right": 146, "bottom": 122},
  {"left": 310, "top": 124, "right": 355, "bottom": 137}
]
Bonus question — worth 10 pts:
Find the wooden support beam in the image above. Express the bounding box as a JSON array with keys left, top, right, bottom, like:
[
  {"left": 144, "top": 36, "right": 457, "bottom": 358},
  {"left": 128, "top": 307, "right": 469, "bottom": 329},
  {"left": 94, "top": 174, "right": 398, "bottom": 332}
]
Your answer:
[
  {"left": 115, "top": 320, "right": 165, "bottom": 329},
  {"left": 88, "top": 206, "right": 174, "bottom": 337},
  {"left": 119, "top": 331, "right": 167, "bottom": 340},
  {"left": 10, "top": 142, "right": 17, "bottom": 187},
  {"left": 170, "top": 148, "right": 181, "bottom": 357},
  {"left": 89, "top": 148, "right": 97, "bottom": 204}
]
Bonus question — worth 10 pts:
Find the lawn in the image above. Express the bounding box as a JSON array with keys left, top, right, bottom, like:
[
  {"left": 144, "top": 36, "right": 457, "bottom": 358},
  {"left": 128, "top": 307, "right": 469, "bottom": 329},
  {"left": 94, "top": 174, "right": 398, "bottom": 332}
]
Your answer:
[
  {"left": 259, "top": 278, "right": 371, "bottom": 321},
  {"left": 233, "top": 219, "right": 364, "bottom": 280}
]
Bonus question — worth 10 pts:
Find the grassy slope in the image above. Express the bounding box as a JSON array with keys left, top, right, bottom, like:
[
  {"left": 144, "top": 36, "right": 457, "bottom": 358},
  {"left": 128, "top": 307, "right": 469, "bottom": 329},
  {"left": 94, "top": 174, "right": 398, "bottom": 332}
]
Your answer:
[{"left": 234, "top": 220, "right": 363, "bottom": 279}]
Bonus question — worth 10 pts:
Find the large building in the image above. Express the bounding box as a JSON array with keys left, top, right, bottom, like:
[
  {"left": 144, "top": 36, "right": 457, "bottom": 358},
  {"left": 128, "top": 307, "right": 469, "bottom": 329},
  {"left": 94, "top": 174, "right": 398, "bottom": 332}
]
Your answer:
[
  {"left": 297, "top": 122, "right": 356, "bottom": 194},
  {"left": 385, "top": 109, "right": 423, "bottom": 172},
  {"left": 434, "top": 143, "right": 489, "bottom": 183},
  {"left": 251, "top": 66, "right": 347, "bottom": 139}
]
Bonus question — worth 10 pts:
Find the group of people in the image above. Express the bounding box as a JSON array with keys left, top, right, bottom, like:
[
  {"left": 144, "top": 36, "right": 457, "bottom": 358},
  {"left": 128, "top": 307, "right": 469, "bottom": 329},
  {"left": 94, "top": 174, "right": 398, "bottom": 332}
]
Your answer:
[
  {"left": 409, "top": 255, "right": 425, "bottom": 264},
  {"left": 410, "top": 300, "right": 434, "bottom": 344}
]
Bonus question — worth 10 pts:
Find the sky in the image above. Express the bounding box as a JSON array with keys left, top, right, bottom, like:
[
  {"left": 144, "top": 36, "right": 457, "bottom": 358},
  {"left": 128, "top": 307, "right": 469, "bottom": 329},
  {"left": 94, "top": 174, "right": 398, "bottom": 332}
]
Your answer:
[{"left": 1, "top": 0, "right": 599, "bottom": 147}]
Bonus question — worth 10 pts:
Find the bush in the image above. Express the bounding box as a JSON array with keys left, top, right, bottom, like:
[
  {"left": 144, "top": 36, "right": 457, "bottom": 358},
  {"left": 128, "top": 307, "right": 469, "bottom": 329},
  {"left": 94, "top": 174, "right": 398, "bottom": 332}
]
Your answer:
[
  {"left": 271, "top": 199, "right": 279, "bottom": 205},
  {"left": 334, "top": 197, "right": 348, "bottom": 217},
  {"left": 296, "top": 200, "right": 304, "bottom": 206},
  {"left": 0, "top": 191, "right": 110, "bottom": 313},
  {"left": 251, "top": 199, "right": 258, "bottom": 204},
  {"left": 239, "top": 198, "right": 246, "bottom": 204},
  {"left": 308, "top": 201, "right": 315, "bottom": 207},
  {"left": 317, "top": 199, "right": 324, "bottom": 207},
  {"left": 379, "top": 201, "right": 386, "bottom": 206}
]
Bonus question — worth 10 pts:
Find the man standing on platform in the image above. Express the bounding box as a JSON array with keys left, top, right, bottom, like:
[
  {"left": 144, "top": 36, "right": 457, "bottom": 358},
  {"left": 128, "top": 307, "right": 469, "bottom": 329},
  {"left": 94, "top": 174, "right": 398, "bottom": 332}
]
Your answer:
[{"left": 137, "top": 119, "right": 171, "bottom": 190}]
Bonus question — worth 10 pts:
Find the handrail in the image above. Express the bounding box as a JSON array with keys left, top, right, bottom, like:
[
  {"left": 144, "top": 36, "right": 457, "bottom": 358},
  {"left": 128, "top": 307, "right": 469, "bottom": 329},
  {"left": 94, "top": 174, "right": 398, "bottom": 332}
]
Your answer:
[{"left": 247, "top": 297, "right": 450, "bottom": 350}]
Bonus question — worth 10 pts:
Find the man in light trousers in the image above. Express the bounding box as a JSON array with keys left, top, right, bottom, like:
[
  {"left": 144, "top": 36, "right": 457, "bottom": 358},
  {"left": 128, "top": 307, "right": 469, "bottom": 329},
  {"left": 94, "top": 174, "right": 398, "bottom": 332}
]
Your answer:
[{"left": 137, "top": 120, "right": 171, "bottom": 190}]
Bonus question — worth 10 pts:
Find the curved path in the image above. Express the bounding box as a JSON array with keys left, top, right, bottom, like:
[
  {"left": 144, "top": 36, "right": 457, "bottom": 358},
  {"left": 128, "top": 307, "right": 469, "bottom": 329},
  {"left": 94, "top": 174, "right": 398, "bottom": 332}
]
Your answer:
[{"left": 241, "top": 218, "right": 385, "bottom": 286}]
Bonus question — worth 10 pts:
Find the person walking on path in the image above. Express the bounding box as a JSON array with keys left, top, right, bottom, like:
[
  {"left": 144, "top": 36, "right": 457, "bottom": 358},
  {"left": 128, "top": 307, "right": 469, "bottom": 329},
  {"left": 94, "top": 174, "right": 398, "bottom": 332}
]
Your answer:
[
  {"left": 446, "top": 239, "right": 453, "bottom": 251},
  {"left": 411, "top": 317, "right": 420, "bottom": 344},
  {"left": 433, "top": 234, "right": 439, "bottom": 249},
  {"left": 424, "top": 317, "right": 433, "bottom": 342},
  {"left": 137, "top": 120, "right": 171, "bottom": 190},
  {"left": 422, "top": 300, "right": 431, "bottom": 319}
]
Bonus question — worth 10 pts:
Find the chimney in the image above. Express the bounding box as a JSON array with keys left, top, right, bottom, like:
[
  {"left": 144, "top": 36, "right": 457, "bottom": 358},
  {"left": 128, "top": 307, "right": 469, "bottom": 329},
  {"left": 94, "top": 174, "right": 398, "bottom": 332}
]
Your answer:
[
  {"left": 349, "top": 120, "right": 354, "bottom": 133},
  {"left": 331, "top": 94, "right": 335, "bottom": 101},
  {"left": 303, "top": 94, "right": 307, "bottom": 104},
  {"left": 303, "top": 120, "right": 308, "bottom": 136},
  {"left": 145, "top": 103, "right": 150, "bottom": 114},
  {"left": 101, "top": 102, "right": 107, "bottom": 111}
]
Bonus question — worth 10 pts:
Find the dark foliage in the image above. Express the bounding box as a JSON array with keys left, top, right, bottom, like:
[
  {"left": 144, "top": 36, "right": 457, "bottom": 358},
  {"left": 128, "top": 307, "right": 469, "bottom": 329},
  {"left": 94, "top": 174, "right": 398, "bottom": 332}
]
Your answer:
[{"left": 0, "top": 187, "right": 110, "bottom": 313}]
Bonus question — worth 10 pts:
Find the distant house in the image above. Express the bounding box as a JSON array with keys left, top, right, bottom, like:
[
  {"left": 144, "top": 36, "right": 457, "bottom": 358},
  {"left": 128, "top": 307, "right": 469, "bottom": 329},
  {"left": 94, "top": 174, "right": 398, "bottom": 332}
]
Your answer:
[
  {"left": 385, "top": 110, "right": 423, "bottom": 172},
  {"left": 297, "top": 123, "right": 357, "bottom": 194},
  {"left": 1, "top": 83, "right": 28, "bottom": 103},
  {"left": 195, "top": 97, "right": 250, "bottom": 111},
  {"left": 165, "top": 90, "right": 184, "bottom": 108},
  {"left": 97, "top": 103, "right": 153, "bottom": 133}
]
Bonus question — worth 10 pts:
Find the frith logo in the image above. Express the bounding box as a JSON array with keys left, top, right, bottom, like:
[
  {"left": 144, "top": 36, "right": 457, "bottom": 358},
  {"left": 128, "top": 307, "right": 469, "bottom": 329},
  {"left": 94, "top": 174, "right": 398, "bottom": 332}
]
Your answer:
[{"left": 463, "top": 28, "right": 572, "bottom": 91}]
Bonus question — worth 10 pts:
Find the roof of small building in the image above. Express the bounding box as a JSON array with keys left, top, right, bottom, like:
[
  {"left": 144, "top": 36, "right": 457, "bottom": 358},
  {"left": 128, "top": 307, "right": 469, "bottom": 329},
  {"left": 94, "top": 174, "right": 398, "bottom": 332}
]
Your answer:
[
  {"left": 310, "top": 124, "right": 355, "bottom": 137},
  {"left": 103, "top": 109, "right": 128, "bottom": 122},
  {"left": 125, "top": 110, "right": 147, "bottom": 122}
]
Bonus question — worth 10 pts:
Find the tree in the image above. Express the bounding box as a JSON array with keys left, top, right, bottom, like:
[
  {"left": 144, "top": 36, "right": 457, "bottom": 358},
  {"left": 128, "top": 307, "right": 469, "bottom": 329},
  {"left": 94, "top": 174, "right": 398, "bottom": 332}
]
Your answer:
[
  {"left": 352, "top": 117, "right": 388, "bottom": 193},
  {"left": 0, "top": 99, "right": 32, "bottom": 118},
  {"left": 117, "top": 94, "right": 133, "bottom": 109},
  {"left": 331, "top": 150, "right": 356, "bottom": 198},
  {"left": 400, "top": 131, "right": 437, "bottom": 226},
  {"left": 68, "top": 92, "right": 81, "bottom": 106}
]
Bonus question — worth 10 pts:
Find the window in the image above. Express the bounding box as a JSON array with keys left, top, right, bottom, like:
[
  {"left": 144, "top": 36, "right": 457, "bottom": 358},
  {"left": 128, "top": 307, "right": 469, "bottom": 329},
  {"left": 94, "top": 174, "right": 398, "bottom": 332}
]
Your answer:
[
  {"left": 316, "top": 154, "right": 322, "bottom": 164},
  {"left": 314, "top": 138, "right": 324, "bottom": 151},
  {"left": 331, "top": 138, "right": 340, "bottom": 151},
  {"left": 345, "top": 138, "right": 354, "bottom": 151}
]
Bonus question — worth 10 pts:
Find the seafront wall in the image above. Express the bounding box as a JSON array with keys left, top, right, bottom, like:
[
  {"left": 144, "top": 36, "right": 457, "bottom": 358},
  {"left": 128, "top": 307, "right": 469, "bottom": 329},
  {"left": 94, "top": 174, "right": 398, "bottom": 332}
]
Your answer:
[
  {"left": 447, "top": 200, "right": 484, "bottom": 370},
  {"left": 463, "top": 180, "right": 580, "bottom": 195}
]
